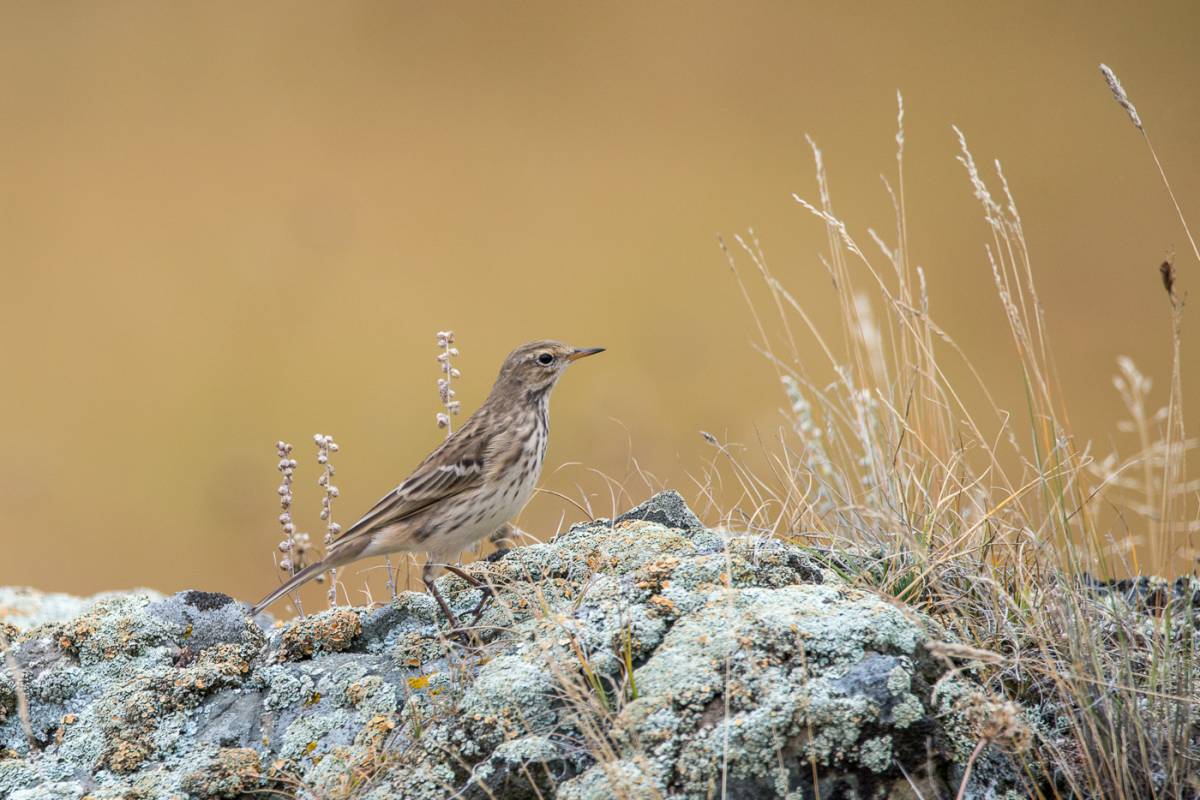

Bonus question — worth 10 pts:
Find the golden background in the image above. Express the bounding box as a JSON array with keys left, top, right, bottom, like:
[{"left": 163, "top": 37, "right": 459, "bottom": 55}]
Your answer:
[{"left": 3, "top": 1, "right": 1198, "bottom": 608}]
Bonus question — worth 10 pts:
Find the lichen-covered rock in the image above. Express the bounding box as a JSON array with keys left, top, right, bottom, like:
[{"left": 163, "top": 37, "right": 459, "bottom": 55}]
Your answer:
[
  {"left": 179, "top": 747, "right": 263, "bottom": 798},
  {"left": 559, "top": 584, "right": 955, "bottom": 798},
  {"left": 276, "top": 607, "right": 363, "bottom": 661},
  {"left": 615, "top": 490, "right": 703, "bottom": 531},
  {"left": 0, "top": 587, "right": 164, "bottom": 632},
  {"left": 0, "top": 493, "right": 1029, "bottom": 799}
]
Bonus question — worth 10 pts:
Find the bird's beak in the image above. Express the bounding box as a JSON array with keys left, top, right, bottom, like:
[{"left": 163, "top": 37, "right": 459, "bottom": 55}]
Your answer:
[{"left": 567, "top": 347, "right": 605, "bottom": 362}]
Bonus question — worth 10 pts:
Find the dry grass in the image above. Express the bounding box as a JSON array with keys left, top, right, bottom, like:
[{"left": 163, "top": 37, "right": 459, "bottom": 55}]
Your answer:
[
  {"left": 701, "top": 82, "right": 1199, "bottom": 798},
  {"left": 0, "top": 627, "right": 34, "bottom": 749}
]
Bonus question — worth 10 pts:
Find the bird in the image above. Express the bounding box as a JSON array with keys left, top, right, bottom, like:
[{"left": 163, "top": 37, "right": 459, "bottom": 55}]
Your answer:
[{"left": 252, "top": 340, "right": 604, "bottom": 627}]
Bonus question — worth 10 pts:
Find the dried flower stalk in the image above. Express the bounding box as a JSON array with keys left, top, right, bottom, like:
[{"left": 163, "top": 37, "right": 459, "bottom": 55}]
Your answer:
[
  {"left": 315, "top": 433, "right": 341, "bottom": 606},
  {"left": 435, "top": 330, "right": 462, "bottom": 436},
  {"left": 274, "top": 441, "right": 304, "bottom": 616}
]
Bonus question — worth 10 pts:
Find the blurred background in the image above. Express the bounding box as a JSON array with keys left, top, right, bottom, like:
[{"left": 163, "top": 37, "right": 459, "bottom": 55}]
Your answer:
[{"left": 2, "top": 1, "right": 1198, "bottom": 608}]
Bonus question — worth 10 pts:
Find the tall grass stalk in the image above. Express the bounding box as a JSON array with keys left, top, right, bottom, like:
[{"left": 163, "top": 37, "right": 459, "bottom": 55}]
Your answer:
[
  {"left": 1100, "top": 63, "right": 1196, "bottom": 580},
  {"left": 715, "top": 89, "right": 1198, "bottom": 797},
  {"left": 0, "top": 629, "right": 34, "bottom": 749}
]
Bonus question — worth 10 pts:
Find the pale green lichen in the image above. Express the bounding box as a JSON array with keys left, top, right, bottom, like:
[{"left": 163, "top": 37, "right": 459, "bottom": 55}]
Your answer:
[
  {"left": 560, "top": 581, "right": 957, "bottom": 796},
  {"left": 860, "top": 735, "right": 894, "bottom": 772},
  {"left": 887, "top": 663, "right": 912, "bottom": 695},
  {"left": 261, "top": 665, "right": 314, "bottom": 711},
  {"left": 557, "top": 757, "right": 660, "bottom": 800},
  {"left": 9, "top": 779, "right": 86, "bottom": 800},
  {"left": 490, "top": 733, "right": 560, "bottom": 763},
  {"left": 179, "top": 747, "right": 263, "bottom": 798},
  {"left": 54, "top": 594, "right": 173, "bottom": 666},
  {"left": 892, "top": 694, "right": 925, "bottom": 728},
  {"left": 280, "top": 711, "right": 345, "bottom": 762},
  {"left": 0, "top": 587, "right": 163, "bottom": 632},
  {"left": 346, "top": 674, "right": 399, "bottom": 717},
  {"left": 0, "top": 761, "right": 41, "bottom": 796},
  {"left": 1, "top": 493, "right": 1026, "bottom": 799}
]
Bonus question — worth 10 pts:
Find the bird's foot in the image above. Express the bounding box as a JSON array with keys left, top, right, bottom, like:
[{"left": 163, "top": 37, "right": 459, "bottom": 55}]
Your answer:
[
  {"left": 441, "top": 564, "right": 496, "bottom": 625},
  {"left": 465, "top": 585, "right": 494, "bottom": 626},
  {"left": 424, "top": 579, "right": 465, "bottom": 631}
]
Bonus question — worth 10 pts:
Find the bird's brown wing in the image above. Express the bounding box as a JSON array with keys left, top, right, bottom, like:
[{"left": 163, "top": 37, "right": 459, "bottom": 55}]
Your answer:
[
  {"left": 331, "top": 421, "right": 494, "bottom": 551},
  {"left": 253, "top": 425, "right": 496, "bottom": 615}
]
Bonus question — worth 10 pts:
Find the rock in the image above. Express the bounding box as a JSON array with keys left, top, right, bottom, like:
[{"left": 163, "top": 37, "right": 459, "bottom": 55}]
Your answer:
[
  {"left": 191, "top": 688, "right": 266, "bottom": 748},
  {"left": 0, "top": 492, "right": 1030, "bottom": 799},
  {"left": 0, "top": 587, "right": 164, "bottom": 631},
  {"left": 615, "top": 490, "right": 703, "bottom": 531},
  {"left": 276, "top": 607, "right": 363, "bottom": 661},
  {"left": 179, "top": 747, "right": 263, "bottom": 798},
  {"left": 1082, "top": 573, "right": 1200, "bottom": 616},
  {"left": 560, "top": 585, "right": 942, "bottom": 798},
  {"left": 146, "top": 590, "right": 261, "bottom": 654}
]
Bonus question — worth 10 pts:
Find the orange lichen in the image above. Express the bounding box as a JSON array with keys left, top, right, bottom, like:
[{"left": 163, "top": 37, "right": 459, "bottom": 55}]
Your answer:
[{"left": 277, "top": 609, "right": 362, "bottom": 661}]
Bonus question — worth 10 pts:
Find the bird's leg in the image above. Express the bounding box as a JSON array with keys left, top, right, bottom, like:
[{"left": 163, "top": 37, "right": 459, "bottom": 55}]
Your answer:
[
  {"left": 442, "top": 563, "right": 495, "bottom": 625},
  {"left": 422, "top": 562, "right": 463, "bottom": 631},
  {"left": 466, "top": 592, "right": 493, "bottom": 626},
  {"left": 442, "top": 563, "right": 482, "bottom": 587}
]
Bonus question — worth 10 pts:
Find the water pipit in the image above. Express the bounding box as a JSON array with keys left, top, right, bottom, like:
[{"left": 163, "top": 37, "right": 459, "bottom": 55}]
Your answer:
[{"left": 252, "top": 340, "right": 604, "bottom": 628}]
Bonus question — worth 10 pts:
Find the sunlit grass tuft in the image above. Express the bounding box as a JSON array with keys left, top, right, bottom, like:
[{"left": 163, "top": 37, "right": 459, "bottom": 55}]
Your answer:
[{"left": 705, "top": 84, "right": 1198, "bottom": 798}]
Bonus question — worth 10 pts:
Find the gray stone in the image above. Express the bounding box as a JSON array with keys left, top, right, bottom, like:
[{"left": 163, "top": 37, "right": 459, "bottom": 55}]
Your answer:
[
  {"left": 146, "top": 590, "right": 262, "bottom": 654},
  {"left": 614, "top": 490, "right": 703, "bottom": 530},
  {"left": 191, "top": 688, "right": 265, "bottom": 748},
  {"left": 0, "top": 502, "right": 1030, "bottom": 799}
]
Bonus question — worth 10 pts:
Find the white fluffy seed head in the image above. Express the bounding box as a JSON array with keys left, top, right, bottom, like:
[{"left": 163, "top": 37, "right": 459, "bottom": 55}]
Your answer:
[{"left": 1100, "top": 64, "right": 1142, "bottom": 131}]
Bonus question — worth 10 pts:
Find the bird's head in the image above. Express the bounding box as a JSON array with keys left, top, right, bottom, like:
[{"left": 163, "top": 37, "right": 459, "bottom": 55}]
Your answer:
[{"left": 493, "top": 340, "right": 604, "bottom": 399}]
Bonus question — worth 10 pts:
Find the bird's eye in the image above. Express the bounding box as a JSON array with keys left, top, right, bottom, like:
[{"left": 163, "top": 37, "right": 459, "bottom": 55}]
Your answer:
[{"left": 537, "top": 353, "right": 554, "bottom": 365}]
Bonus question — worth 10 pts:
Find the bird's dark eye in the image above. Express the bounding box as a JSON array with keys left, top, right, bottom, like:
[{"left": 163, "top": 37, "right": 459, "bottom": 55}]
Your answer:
[{"left": 537, "top": 353, "right": 554, "bottom": 365}]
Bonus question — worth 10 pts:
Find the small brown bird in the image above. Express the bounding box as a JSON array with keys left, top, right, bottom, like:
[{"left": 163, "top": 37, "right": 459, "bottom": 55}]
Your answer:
[{"left": 252, "top": 340, "right": 604, "bottom": 625}]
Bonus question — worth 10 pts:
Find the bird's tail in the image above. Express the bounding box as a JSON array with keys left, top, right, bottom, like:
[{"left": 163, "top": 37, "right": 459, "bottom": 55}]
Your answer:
[{"left": 251, "top": 560, "right": 334, "bottom": 616}]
